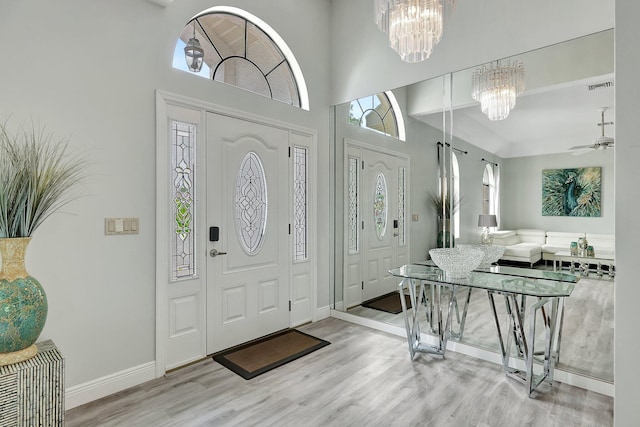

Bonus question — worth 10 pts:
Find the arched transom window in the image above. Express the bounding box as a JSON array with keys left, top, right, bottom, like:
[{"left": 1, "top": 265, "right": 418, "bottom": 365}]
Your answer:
[
  {"left": 173, "top": 6, "right": 309, "bottom": 110},
  {"left": 349, "top": 91, "right": 406, "bottom": 141}
]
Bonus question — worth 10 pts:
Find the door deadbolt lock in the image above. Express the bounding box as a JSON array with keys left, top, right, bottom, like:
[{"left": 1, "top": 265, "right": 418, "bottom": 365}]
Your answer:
[{"left": 209, "top": 248, "right": 227, "bottom": 257}]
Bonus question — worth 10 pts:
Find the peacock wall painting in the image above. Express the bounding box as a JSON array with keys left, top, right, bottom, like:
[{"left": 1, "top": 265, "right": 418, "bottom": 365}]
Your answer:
[{"left": 542, "top": 167, "right": 601, "bottom": 217}]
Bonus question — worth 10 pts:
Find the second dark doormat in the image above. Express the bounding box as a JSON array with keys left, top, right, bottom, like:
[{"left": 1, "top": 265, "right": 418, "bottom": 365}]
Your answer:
[
  {"left": 212, "top": 329, "right": 330, "bottom": 380},
  {"left": 361, "top": 291, "right": 412, "bottom": 314}
]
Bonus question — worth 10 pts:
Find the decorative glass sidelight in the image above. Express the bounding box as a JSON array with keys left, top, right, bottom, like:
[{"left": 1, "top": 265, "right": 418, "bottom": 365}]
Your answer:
[
  {"left": 348, "top": 157, "right": 359, "bottom": 254},
  {"left": 293, "top": 146, "right": 308, "bottom": 261},
  {"left": 374, "top": 172, "right": 388, "bottom": 240},
  {"left": 171, "top": 121, "right": 197, "bottom": 280},
  {"left": 398, "top": 166, "right": 406, "bottom": 247},
  {"left": 235, "top": 151, "right": 268, "bottom": 254}
]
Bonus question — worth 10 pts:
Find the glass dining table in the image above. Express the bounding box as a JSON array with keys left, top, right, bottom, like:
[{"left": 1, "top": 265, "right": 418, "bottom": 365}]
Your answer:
[{"left": 388, "top": 263, "right": 578, "bottom": 397}]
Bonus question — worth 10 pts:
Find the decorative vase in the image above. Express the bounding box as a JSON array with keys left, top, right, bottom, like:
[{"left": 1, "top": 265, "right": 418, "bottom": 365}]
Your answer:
[
  {"left": 0, "top": 237, "right": 48, "bottom": 365},
  {"left": 578, "top": 237, "right": 589, "bottom": 257},
  {"left": 570, "top": 241, "right": 578, "bottom": 256},
  {"left": 437, "top": 219, "right": 455, "bottom": 248}
]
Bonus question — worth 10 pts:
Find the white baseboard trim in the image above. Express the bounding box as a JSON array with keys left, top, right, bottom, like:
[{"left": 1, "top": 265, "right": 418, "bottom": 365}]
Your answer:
[
  {"left": 314, "top": 305, "right": 331, "bottom": 321},
  {"left": 65, "top": 361, "right": 156, "bottom": 410},
  {"left": 331, "top": 310, "right": 614, "bottom": 398}
]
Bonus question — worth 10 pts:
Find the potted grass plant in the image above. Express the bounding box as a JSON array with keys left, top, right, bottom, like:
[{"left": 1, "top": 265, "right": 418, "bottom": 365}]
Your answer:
[
  {"left": 428, "top": 191, "right": 460, "bottom": 248},
  {"left": 0, "top": 121, "right": 85, "bottom": 365}
]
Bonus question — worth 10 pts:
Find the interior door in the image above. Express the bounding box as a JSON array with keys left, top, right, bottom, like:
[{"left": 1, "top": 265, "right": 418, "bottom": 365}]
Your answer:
[{"left": 206, "top": 113, "right": 290, "bottom": 354}]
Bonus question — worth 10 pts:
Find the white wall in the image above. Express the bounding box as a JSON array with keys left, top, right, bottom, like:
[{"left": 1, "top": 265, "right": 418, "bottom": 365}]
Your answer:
[
  {"left": 0, "top": 0, "right": 331, "bottom": 389},
  {"left": 614, "top": 2, "right": 640, "bottom": 424},
  {"left": 501, "top": 150, "right": 614, "bottom": 233}
]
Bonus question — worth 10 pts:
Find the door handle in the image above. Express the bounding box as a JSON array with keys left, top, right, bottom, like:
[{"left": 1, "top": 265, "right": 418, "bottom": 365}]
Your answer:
[{"left": 210, "top": 248, "right": 227, "bottom": 257}]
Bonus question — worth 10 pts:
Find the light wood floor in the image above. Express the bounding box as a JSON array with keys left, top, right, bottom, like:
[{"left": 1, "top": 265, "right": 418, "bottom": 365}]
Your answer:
[
  {"left": 66, "top": 318, "right": 612, "bottom": 427},
  {"left": 348, "top": 273, "right": 614, "bottom": 381}
]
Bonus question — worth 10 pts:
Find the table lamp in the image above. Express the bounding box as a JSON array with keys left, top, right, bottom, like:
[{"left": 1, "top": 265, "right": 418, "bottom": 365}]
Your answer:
[{"left": 478, "top": 214, "right": 497, "bottom": 244}]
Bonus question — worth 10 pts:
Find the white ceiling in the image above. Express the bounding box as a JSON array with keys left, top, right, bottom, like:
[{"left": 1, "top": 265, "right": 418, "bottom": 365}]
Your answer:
[
  {"left": 405, "top": 28, "right": 614, "bottom": 159},
  {"left": 413, "top": 76, "right": 615, "bottom": 158}
]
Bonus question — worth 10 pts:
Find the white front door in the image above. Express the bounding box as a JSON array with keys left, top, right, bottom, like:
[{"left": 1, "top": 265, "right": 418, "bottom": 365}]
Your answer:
[
  {"left": 343, "top": 141, "right": 409, "bottom": 307},
  {"left": 206, "top": 113, "right": 290, "bottom": 354},
  {"left": 362, "top": 149, "right": 401, "bottom": 301}
]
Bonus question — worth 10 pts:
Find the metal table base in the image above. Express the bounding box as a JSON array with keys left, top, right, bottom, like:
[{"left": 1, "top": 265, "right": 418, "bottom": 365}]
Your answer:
[
  {"left": 488, "top": 291, "right": 565, "bottom": 396},
  {"left": 398, "top": 277, "right": 459, "bottom": 359},
  {"left": 397, "top": 273, "right": 567, "bottom": 397}
]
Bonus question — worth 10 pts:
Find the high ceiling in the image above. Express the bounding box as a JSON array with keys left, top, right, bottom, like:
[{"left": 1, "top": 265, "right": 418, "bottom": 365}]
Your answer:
[
  {"left": 413, "top": 76, "right": 615, "bottom": 158},
  {"left": 407, "top": 29, "right": 614, "bottom": 159}
]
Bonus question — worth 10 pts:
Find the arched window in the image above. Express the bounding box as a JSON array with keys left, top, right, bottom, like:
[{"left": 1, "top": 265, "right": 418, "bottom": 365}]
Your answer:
[
  {"left": 173, "top": 6, "right": 309, "bottom": 110},
  {"left": 482, "top": 163, "right": 499, "bottom": 230},
  {"left": 349, "top": 91, "right": 406, "bottom": 141},
  {"left": 482, "top": 164, "right": 496, "bottom": 216}
]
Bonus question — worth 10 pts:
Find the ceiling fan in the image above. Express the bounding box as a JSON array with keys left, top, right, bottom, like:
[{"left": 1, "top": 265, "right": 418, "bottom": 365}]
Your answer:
[{"left": 569, "top": 107, "right": 614, "bottom": 154}]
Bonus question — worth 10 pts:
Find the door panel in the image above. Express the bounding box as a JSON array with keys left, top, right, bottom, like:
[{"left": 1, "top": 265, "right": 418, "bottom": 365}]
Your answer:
[
  {"left": 344, "top": 142, "right": 410, "bottom": 306},
  {"left": 363, "top": 150, "right": 399, "bottom": 301},
  {"left": 206, "top": 113, "right": 289, "bottom": 354}
]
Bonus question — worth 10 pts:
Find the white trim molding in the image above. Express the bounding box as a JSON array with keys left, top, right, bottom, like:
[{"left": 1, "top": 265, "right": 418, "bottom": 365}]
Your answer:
[
  {"left": 315, "top": 305, "right": 331, "bottom": 321},
  {"left": 65, "top": 362, "right": 156, "bottom": 410}
]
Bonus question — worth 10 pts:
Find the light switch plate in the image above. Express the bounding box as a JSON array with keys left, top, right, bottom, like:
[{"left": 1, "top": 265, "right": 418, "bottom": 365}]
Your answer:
[{"left": 105, "top": 218, "right": 139, "bottom": 235}]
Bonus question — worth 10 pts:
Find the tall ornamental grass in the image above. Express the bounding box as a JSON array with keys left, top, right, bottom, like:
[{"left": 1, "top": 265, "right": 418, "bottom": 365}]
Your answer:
[{"left": 0, "top": 123, "right": 86, "bottom": 238}]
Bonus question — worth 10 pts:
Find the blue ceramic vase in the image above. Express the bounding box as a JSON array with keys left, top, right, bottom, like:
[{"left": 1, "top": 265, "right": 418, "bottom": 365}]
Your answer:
[{"left": 0, "top": 237, "right": 48, "bottom": 365}]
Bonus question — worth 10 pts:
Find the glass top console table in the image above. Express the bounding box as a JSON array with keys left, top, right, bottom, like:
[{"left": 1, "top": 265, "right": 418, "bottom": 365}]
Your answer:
[
  {"left": 389, "top": 264, "right": 577, "bottom": 397},
  {"left": 416, "top": 260, "right": 579, "bottom": 283}
]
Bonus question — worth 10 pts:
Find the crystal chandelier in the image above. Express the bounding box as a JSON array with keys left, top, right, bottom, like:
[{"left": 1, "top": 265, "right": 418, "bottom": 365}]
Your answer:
[
  {"left": 374, "top": 0, "right": 454, "bottom": 63},
  {"left": 471, "top": 60, "right": 525, "bottom": 121}
]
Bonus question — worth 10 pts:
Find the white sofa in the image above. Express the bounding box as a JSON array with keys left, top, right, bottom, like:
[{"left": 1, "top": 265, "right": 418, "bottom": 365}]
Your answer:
[
  {"left": 585, "top": 233, "right": 615, "bottom": 257},
  {"left": 491, "top": 229, "right": 615, "bottom": 266},
  {"left": 491, "top": 229, "right": 545, "bottom": 267}
]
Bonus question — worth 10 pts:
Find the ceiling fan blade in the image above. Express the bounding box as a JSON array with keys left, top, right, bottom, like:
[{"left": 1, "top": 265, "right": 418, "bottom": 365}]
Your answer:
[{"left": 569, "top": 144, "right": 594, "bottom": 150}]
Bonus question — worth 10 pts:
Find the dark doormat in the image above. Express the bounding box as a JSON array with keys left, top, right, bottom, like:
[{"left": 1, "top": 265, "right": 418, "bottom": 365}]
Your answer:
[
  {"left": 361, "top": 291, "right": 412, "bottom": 314},
  {"left": 212, "top": 329, "right": 330, "bottom": 380}
]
